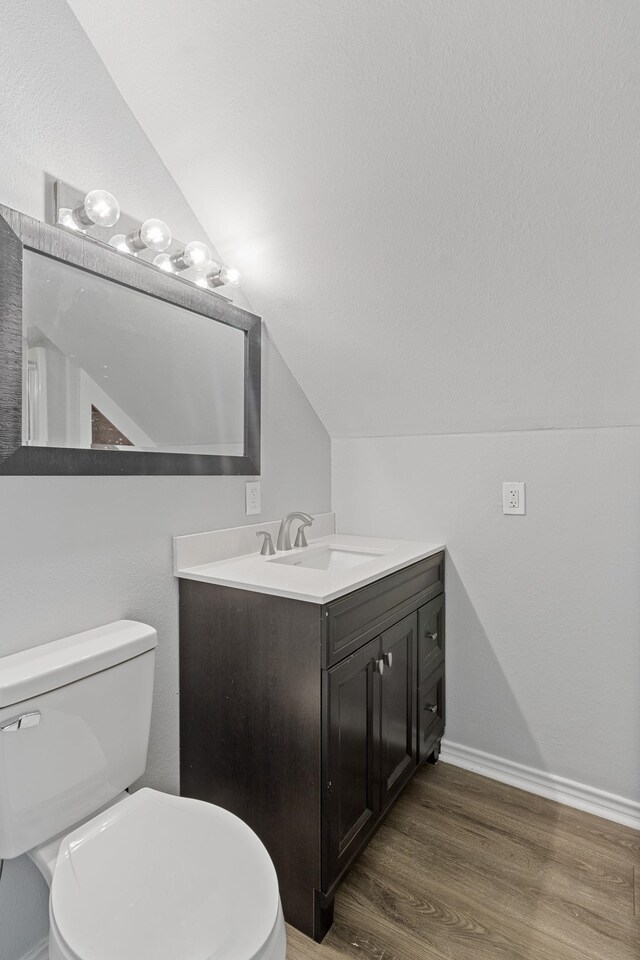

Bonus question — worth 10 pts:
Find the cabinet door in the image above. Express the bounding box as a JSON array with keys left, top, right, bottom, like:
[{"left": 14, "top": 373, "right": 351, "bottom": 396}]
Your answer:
[
  {"left": 323, "top": 637, "right": 380, "bottom": 888},
  {"left": 380, "top": 613, "right": 417, "bottom": 810}
]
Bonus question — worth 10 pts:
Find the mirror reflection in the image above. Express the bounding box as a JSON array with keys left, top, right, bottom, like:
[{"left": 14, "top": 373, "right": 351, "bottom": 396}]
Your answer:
[{"left": 21, "top": 250, "right": 245, "bottom": 455}]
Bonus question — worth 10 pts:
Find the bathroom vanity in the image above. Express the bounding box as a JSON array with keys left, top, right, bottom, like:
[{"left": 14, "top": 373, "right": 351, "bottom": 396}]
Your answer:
[{"left": 175, "top": 524, "right": 445, "bottom": 941}]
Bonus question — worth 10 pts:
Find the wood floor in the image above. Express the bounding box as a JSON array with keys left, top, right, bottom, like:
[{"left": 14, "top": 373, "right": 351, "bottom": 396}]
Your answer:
[{"left": 286, "top": 762, "right": 640, "bottom": 960}]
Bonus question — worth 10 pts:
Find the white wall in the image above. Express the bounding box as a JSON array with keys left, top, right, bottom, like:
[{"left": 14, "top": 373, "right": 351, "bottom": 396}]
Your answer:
[
  {"left": 0, "top": 4, "right": 330, "bottom": 958},
  {"left": 333, "top": 427, "right": 640, "bottom": 808},
  {"left": 316, "top": 2, "right": 639, "bottom": 822},
  {"left": 67, "top": 0, "right": 640, "bottom": 440}
]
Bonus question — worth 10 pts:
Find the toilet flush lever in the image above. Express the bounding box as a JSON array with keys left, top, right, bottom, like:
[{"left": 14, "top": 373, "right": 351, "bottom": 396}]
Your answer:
[{"left": 1, "top": 711, "right": 41, "bottom": 732}]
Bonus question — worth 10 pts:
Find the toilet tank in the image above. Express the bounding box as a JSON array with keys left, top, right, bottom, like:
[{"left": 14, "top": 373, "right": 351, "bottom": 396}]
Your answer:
[{"left": 0, "top": 620, "right": 157, "bottom": 859}]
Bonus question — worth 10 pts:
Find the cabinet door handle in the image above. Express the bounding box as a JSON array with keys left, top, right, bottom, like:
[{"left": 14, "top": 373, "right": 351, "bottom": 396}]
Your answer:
[
  {"left": 424, "top": 703, "right": 438, "bottom": 714},
  {"left": 375, "top": 658, "right": 385, "bottom": 676},
  {"left": 424, "top": 631, "right": 438, "bottom": 641},
  {"left": 383, "top": 652, "right": 393, "bottom": 668}
]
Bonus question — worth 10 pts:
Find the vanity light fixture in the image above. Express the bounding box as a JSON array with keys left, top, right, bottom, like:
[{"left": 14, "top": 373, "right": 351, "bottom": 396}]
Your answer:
[
  {"left": 53, "top": 179, "right": 240, "bottom": 301},
  {"left": 204, "top": 265, "right": 242, "bottom": 288},
  {"left": 125, "top": 218, "right": 172, "bottom": 253},
  {"left": 72, "top": 189, "right": 121, "bottom": 229}
]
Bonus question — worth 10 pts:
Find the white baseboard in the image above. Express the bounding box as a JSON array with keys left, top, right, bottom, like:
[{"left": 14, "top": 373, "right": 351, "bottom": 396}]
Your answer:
[
  {"left": 440, "top": 739, "right": 640, "bottom": 831},
  {"left": 18, "top": 938, "right": 48, "bottom": 960}
]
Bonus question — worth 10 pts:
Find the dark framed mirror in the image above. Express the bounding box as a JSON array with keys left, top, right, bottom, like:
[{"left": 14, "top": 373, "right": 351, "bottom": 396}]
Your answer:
[{"left": 0, "top": 205, "right": 260, "bottom": 475}]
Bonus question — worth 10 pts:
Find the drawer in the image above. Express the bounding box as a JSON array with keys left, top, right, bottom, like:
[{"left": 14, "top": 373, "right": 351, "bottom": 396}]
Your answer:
[
  {"left": 417, "top": 593, "right": 445, "bottom": 681},
  {"left": 417, "top": 662, "right": 445, "bottom": 762},
  {"left": 323, "top": 552, "right": 444, "bottom": 667}
]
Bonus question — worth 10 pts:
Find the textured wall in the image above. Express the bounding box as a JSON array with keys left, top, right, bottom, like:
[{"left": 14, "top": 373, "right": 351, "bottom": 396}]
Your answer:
[
  {"left": 68, "top": 0, "right": 640, "bottom": 438},
  {"left": 333, "top": 428, "right": 640, "bottom": 805},
  {"left": 0, "top": 4, "right": 330, "bottom": 958}
]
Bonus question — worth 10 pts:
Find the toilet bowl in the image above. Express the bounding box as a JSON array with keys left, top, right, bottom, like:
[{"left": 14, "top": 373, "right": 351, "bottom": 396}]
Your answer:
[
  {"left": 0, "top": 621, "right": 287, "bottom": 960},
  {"left": 44, "top": 789, "right": 286, "bottom": 960}
]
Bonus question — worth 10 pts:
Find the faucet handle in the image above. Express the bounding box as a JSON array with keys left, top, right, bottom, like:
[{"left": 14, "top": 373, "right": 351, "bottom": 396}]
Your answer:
[
  {"left": 256, "top": 531, "right": 276, "bottom": 556},
  {"left": 293, "top": 520, "right": 313, "bottom": 549}
]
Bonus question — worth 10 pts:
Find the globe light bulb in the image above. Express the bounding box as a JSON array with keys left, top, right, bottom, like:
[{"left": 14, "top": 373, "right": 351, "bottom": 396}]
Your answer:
[
  {"left": 126, "top": 218, "right": 172, "bottom": 253},
  {"left": 184, "top": 241, "right": 212, "bottom": 269},
  {"left": 205, "top": 265, "right": 242, "bottom": 288},
  {"left": 153, "top": 253, "right": 175, "bottom": 272},
  {"left": 221, "top": 266, "right": 241, "bottom": 286},
  {"left": 140, "top": 218, "right": 172, "bottom": 251},
  {"left": 109, "top": 234, "right": 131, "bottom": 253},
  {"left": 74, "top": 189, "right": 120, "bottom": 228},
  {"left": 169, "top": 240, "right": 213, "bottom": 272},
  {"left": 182, "top": 240, "right": 211, "bottom": 267},
  {"left": 58, "top": 208, "right": 80, "bottom": 231}
]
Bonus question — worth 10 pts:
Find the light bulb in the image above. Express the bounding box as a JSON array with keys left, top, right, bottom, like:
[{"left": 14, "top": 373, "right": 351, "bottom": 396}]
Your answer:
[
  {"left": 153, "top": 253, "right": 175, "bottom": 272},
  {"left": 140, "top": 218, "right": 172, "bottom": 251},
  {"left": 185, "top": 241, "right": 212, "bottom": 267},
  {"left": 109, "top": 234, "right": 131, "bottom": 253},
  {"left": 58, "top": 208, "right": 80, "bottom": 231},
  {"left": 221, "top": 266, "right": 241, "bottom": 286},
  {"left": 73, "top": 189, "right": 120, "bottom": 228},
  {"left": 126, "top": 218, "right": 172, "bottom": 253},
  {"left": 171, "top": 240, "right": 212, "bottom": 271},
  {"left": 205, "top": 265, "right": 242, "bottom": 288}
]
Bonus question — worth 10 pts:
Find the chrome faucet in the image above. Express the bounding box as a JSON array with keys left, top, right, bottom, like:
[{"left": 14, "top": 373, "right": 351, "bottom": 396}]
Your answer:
[{"left": 276, "top": 512, "right": 314, "bottom": 551}]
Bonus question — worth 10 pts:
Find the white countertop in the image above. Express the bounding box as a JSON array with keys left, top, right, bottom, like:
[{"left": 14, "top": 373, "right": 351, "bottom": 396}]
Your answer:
[{"left": 175, "top": 531, "right": 445, "bottom": 604}]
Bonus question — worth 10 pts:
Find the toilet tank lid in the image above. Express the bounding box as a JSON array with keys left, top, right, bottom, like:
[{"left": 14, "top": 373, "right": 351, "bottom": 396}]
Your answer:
[{"left": 0, "top": 621, "right": 157, "bottom": 708}]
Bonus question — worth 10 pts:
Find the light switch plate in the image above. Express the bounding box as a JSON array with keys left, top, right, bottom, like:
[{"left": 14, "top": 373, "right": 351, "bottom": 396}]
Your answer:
[
  {"left": 245, "top": 481, "right": 261, "bottom": 516},
  {"left": 503, "top": 481, "right": 525, "bottom": 515}
]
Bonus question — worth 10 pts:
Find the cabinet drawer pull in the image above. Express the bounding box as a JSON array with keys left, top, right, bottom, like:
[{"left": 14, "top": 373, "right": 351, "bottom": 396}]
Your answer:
[
  {"left": 383, "top": 652, "right": 393, "bottom": 668},
  {"left": 424, "top": 703, "right": 437, "bottom": 714},
  {"left": 375, "top": 658, "right": 385, "bottom": 675},
  {"left": 424, "top": 631, "right": 438, "bottom": 641}
]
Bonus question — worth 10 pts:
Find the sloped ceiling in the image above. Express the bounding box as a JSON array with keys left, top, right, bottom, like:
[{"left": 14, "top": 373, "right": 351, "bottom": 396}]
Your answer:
[{"left": 67, "top": 0, "right": 640, "bottom": 437}]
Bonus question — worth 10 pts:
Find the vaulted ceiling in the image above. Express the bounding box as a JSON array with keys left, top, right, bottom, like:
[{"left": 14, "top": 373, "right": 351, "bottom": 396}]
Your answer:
[{"left": 67, "top": 0, "right": 640, "bottom": 437}]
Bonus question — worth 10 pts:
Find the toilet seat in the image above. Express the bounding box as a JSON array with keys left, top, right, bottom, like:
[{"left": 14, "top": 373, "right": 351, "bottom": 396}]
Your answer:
[{"left": 49, "top": 788, "right": 284, "bottom": 960}]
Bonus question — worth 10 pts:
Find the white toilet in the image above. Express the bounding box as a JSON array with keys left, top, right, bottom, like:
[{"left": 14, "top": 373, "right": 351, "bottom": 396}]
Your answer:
[{"left": 0, "top": 620, "right": 287, "bottom": 960}]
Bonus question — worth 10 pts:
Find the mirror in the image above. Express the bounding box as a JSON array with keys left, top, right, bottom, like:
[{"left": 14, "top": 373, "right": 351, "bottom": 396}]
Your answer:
[
  {"left": 0, "top": 205, "right": 261, "bottom": 475},
  {"left": 23, "top": 251, "right": 245, "bottom": 456}
]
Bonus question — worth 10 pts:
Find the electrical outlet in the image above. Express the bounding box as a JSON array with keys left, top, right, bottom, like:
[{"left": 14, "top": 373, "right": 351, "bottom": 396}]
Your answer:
[
  {"left": 503, "top": 481, "right": 525, "bottom": 515},
  {"left": 245, "top": 481, "right": 261, "bottom": 516}
]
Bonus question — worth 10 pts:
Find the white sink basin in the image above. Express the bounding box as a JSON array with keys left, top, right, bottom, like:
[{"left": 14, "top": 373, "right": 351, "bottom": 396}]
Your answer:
[
  {"left": 174, "top": 520, "right": 445, "bottom": 603},
  {"left": 269, "top": 545, "right": 384, "bottom": 572}
]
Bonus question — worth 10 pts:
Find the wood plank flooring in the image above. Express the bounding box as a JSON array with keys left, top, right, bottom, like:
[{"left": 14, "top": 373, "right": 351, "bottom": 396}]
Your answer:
[{"left": 286, "top": 762, "right": 640, "bottom": 960}]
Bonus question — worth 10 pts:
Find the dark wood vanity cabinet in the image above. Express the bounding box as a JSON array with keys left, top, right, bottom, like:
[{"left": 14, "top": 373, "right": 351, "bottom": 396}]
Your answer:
[{"left": 179, "top": 551, "right": 445, "bottom": 941}]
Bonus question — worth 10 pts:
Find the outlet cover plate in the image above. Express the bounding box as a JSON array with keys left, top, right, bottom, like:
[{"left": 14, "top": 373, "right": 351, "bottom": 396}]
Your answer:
[
  {"left": 503, "top": 481, "right": 525, "bottom": 515},
  {"left": 245, "top": 481, "right": 261, "bottom": 516}
]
